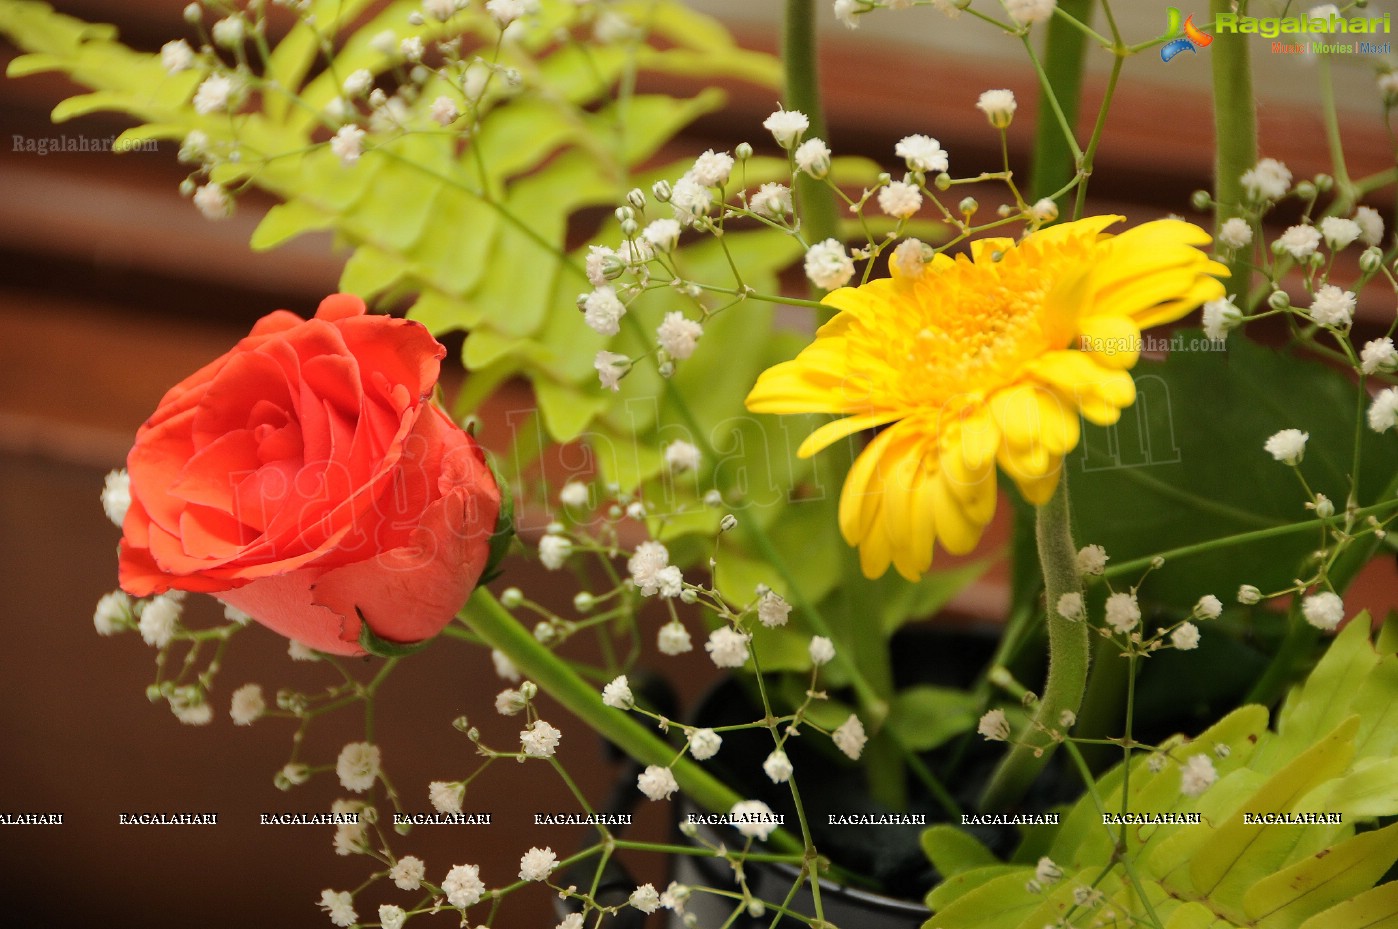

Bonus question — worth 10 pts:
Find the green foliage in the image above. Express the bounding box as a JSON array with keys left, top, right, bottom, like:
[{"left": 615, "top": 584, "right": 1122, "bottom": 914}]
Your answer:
[
  {"left": 923, "top": 614, "right": 1398, "bottom": 929},
  {"left": 1069, "top": 332, "right": 1398, "bottom": 610}
]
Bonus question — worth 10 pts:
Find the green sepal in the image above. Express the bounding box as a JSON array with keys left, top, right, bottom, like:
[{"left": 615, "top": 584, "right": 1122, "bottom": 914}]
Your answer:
[
  {"left": 356, "top": 608, "right": 432, "bottom": 658},
  {"left": 476, "top": 450, "right": 515, "bottom": 586}
]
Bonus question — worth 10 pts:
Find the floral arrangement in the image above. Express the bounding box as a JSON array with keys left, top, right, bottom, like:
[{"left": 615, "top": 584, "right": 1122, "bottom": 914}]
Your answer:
[{"left": 7, "top": 0, "right": 1398, "bottom": 927}]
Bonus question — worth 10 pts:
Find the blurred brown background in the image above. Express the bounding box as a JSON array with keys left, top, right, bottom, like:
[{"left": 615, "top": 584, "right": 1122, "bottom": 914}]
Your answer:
[{"left": 2, "top": 1, "right": 1396, "bottom": 927}]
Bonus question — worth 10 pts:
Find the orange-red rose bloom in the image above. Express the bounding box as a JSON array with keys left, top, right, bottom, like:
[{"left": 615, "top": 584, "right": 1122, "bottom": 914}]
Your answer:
[{"left": 118, "top": 294, "right": 501, "bottom": 656}]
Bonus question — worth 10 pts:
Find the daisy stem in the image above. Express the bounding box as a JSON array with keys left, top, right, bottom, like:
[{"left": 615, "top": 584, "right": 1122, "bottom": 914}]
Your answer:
[
  {"left": 1210, "top": 0, "right": 1258, "bottom": 301},
  {"left": 980, "top": 477, "right": 1089, "bottom": 811}
]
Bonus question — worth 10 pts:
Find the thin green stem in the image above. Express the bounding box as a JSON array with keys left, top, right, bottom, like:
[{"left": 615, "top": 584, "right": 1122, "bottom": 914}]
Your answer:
[
  {"left": 460, "top": 589, "right": 801, "bottom": 855},
  {"left": 981, "top": 478, "right": 1090, "bottom": 810}
]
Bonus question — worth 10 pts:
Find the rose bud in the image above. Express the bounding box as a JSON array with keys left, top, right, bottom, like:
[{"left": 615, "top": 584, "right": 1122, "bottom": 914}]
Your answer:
[{"left": 117, "top": 294, "right": 506, "bottom": 656}]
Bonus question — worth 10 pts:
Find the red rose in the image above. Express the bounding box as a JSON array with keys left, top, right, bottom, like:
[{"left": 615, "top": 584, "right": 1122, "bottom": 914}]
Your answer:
[{"left": 118, "top": 294, "right": 503, "bottom": 656}]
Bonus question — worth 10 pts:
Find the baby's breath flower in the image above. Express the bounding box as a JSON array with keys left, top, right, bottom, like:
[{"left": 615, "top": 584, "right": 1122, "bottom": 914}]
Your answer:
[
  {"left": 794, "top": 138, "right": 831, "bottom": 178},
  {"left": 594, "top": 350, "right": 629, "bottom": 391},
  {"left": 637, "top": 765, "right": 679, "bottom": 800},
  {"left": 491, "top": 648, "right": 521, "bottom": 682},
  {"left": 495, "top": 688, "right": 527, "bottom": 716},
  {"left": 538, "top": 534, "right": 572, "bottom": 570},
  {"left": 342, "top": 68, "right": 373, "bottom": 97},
  {"left": 978, "top": 708, "right": 1010, "bottom": 741},
  {"left": 895, "top": 134, "right": 948, "bottom": 173},
  {"left": 1264, "top": 429, "right": 1309, "bottom": 465},
  {"left": 519, "top": 846, "right": 557, "bottom": 882},
  {"left": 669, "top": 175, "right": 713, "bottom": 224},
  {"left": 657, "top": 312, "right": 703, "bottom": 360},
  {"left": 430, "top": 95, "right": 458, "bottom": 126},
  {"left": 834, "top": 714, "right": 868, "bottom": 759},
  {"left": 139, "top": 593, "right": 182, "bottom": 647},
  {"left": 661, "top": 883, "right": 691, "bottom": 912},
  {"left": 400, "top": 35, "right": 424, "bottom": 61},
  {"left": 93, "top": 590, "right": 131, "bottom": 636},
  {"left": 230, "top": 683, "right": 265, "bottom": 725},
  {"left": 833, "top": 0, "right": 858, "bottom": 29},
  {"left": 211, "top": 15, "right": 245, "bottom": 47},
  {"left": 1361, "top": 337, "right": 1398, "bottom": 375},
  {"left": 1030, "top": 198, "right": 1059, "bottom": 224},
  {"left": 1076, "top": 544, "right": 1109, "bottom": 576},
  {"left": 1104, "top": 592, "right": 1141, "bottom": 634},
  {"left": 557, "top": 915, "right": 584, "bottom": 929},
  {"left": 1172, "top": 622, "right": 1201, "bottom": 650},
  {"left": 582, "top": 286, "right": 626, "bottom": 336},
  {"left": 330, "top": 124, "right": 365, "bottom": 166},
  {"left": 1180, "top": 754, "right": 1217, "bottom": 796},
  {"left": 628, "top": 540, "right": 670, "bottom": 594},
  {"left": 643, "top": 218, "right": 682, "bottom": 252},
  {"left": 891, "top": 237, "right": 932, "bottom": 277},
  {"left": 430, "top": 781, "right": 465, "bottom": 814},
  {"left": 878, "top": 180, "right": 923, "bottom": 219},
  {"left": 809, "top": 635, "right": 836, "bottom": 665},
  {"left": 1241, "top": 157, "right": 1292, "bottom": 201},
  {"left": 762, "top": 750, "right": 793, "bottom": 783},
  {"left": 1217, "top": 217, "right": 1253, "bottom": 249},
  {"left": 658, "top": 621, "right": 693, "bottom": 655},
  {"left": 101, "top": 468, "right": 131, "bottom": 526},
  {"left": 630, "top": 884, "right": 661, "bottom": 914},
  {"left": 1195, "top": 594, "right": 1223, "bottom": 619},
  {"left": 750, "top": 182, "right": 792, "bottom": 217},
  {"left": 1368, "top": 387, "right": 1398, "bottom": 434},
  {"left": 690, "top": 149, "right": 735, "bottom": 187},
  {"left": 1006, "top": 0, "right": 1057, "bottom": 25},
  {"left": 336, "top": 742, "right": 380, "bottom": 793},
  {"left": 757, "top": 590, "right": 791, "bottom": 627},
  {"left": 161, "top": 39, "right": 195, "bottom": 74},
  {"left": 169, "top": 686, "right": 213, "bottom": 725},
  {"left": 318, "top": 889, "right": 357, "bottom": 928},
  {"left": 762, "top": 107, "right": 809, "bottom": 149},
  {"left": 521, "top": 720, "right": 562, "bottom": 757},
  {"left": 975, "top": 89, "right": 1017, "bottom": 128},
  {"left": 730, "top": 799, "right": 778, "bottom": 839},
  {"left": 443, "top": 863, "right": 486, "bottom": 908},
  {"left": 1276, "top": 224, "right": 1321, "bottom": 259},
  {"left": 1355, "top": 205, "right": 1385, "bottom": 246},
  {"left": 804, "top": 238, "right": 855, "bottom": 290},
  {"left": 1319, "top": 216, "right": 1361, "bottom": 251},
  {"left": 1035, "top": 857, "right": 1063, "bottom": 885},
  {"left": 379, "top": 905, "right": 406, "bottom": 929},
  {"left": 485, "top": 0, "right": 530, "bottom": 28},
  {"left": 1302, "top": 591, "right": 1345, "bottom": 630},
  {"left": 193, "top": 73, "right": 238, "bottom": 114},
  {"left": 1201, "top": 296, "right": 1242, "bottom": 341},
  {"left": 602, "top": 675, "right": 634, "bottom": 710},
  {"left": 559, "top": 481, "right": 590, "bottom": 508},
  {"left": 1056, "top": 592, "right": 1085, "bottom": 621},
  {"left": 1309, "top": 284, "right": 1356, "bottom": 328},
  {"left": 663, "top": 439, "right": 701, "bottom": 473},
  {"left": 193, "top": 182, "right": 233, "bottom": 220},
  {"left": 705, "top": 627, "right": 751, "bottom": 668},
  {"left": 390, "top": 855, "right": 426, "bottom": 891},
  {"left": 690, "top": 728, "right": 722, "bottom": 760}
]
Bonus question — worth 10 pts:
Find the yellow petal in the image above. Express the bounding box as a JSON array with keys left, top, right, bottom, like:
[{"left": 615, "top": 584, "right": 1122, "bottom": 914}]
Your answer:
[
  {"left": 1076, "top": 314, "right": 1141, "bottom": 370},
  {"left": 1012, "top": 463, "right": 1063, "bottom": 506},
  {"left": 838, "top": 426, "right": 900, "bottom": 545}
]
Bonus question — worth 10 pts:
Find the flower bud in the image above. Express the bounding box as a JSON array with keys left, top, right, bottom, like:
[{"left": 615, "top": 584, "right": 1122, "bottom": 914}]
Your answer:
[
  {"left": 720, "top": 514, "right": 738, "bottom": 532},
  {"left": 934, "top": 172, "right": 952, "bottom": 191},
  {"left": 614, "top": 205, "right": 634, "bottom": 224},
  {"left": 1190, "top": 190, "right": 1212, "bottom": 211},
  {"left": 651, "top": 179, "right": 672, "bottom": 202},
  {"left": 1360, "top": 246, "right": 1384, "bottom": 273},
  {"left": 735, "top": 141, "right": 753, "bottom": 160},
  {"left": 1268, "top": 290, "right": 1291, "bottom": 310},
  {"left": 958, "top": 196, "right": 978, "bottom": 216},
  {"left": 1237, "top": 584, "right": 1262, "bottom": 605},
  {"left": 626, "top": 188, "right": 646, "bottom": 210},
  {"left": 620, "top": 218, "right": 639, "bottom": 238},
  {"left": 500, "top": 587, "right": 524, "bottom": 608},
  {"left": 452, "top": 715, "right": 471, "bottom": 731},
  {"left": 573, "top": 592, "right": 595, "bottom": 613},
  {"left": 1313, "top": 494, "right": 1335, "bottom": 519},
  {"left": 1294, "top": 181, "right": 1317, "bottom": 200},
  {"left": 519, "top": 681, "right": 538, "bottom": 700},
  {"left": 183, "top": 3, "right": 202, "bottom": 23},
  {"left": 1313, "top": 173, "right": 1334, "bottom": 192}
]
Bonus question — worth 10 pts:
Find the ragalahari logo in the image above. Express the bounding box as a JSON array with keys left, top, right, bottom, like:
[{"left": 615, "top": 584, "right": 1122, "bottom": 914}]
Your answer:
[{"left": 1161, "top": 8, "right": 1213, "bottom": 61}]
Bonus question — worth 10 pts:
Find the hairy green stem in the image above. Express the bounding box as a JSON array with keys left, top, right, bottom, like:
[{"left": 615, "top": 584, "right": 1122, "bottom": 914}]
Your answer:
[
  {"left": 1210, "top": 0, "right": 1257, "bottom": 300},
  {"left": 981, "top": 478, "right": 1090, "bottom": 810}
]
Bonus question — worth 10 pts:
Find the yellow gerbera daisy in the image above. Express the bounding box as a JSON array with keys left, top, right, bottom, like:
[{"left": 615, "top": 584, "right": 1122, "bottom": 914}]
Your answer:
[{"left": 745, "top": 215, "right": 1227, "bottom": 581}]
